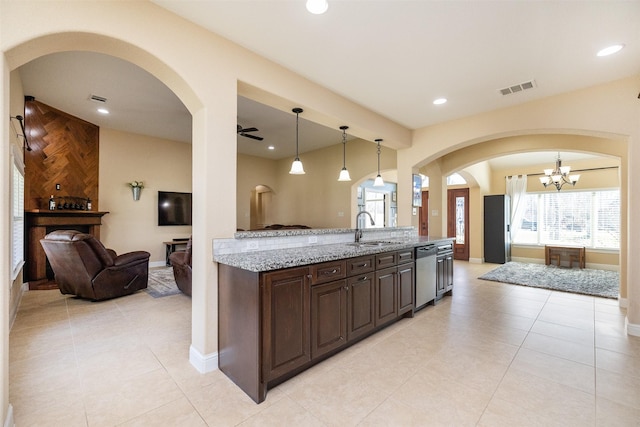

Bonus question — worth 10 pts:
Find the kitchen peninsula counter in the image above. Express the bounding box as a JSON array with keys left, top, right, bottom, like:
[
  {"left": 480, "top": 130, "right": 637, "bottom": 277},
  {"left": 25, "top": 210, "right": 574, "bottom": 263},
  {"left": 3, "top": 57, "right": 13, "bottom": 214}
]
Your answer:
[
  {"left": 215, "top": 230, "right": 454, "bottom": 403},
  {"left": 213, "top": 235, "right": 452, "bottom": 272}
]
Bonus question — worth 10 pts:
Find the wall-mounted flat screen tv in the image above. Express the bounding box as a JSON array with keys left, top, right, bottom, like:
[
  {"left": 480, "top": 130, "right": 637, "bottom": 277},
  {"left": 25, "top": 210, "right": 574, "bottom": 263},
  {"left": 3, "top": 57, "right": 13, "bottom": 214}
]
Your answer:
[{"left": 158, "top": 191, "right": 192, "bottom": 226}]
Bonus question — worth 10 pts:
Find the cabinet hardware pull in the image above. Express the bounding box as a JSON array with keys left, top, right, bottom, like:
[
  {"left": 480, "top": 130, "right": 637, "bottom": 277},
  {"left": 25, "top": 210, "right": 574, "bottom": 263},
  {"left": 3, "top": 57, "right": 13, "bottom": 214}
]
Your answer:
[
  {"left": 357, "top": 263, "right": 368, "bottom": 267},
  {"left": 358, "top": 276, "right": 368, "bottom": 281}
]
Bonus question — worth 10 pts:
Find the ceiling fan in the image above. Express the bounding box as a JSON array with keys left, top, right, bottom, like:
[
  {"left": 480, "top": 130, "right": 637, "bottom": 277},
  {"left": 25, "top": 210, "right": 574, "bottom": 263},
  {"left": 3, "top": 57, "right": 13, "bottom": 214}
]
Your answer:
[{"left": 237, "top": 124, "right": 263, "bottom": 141}]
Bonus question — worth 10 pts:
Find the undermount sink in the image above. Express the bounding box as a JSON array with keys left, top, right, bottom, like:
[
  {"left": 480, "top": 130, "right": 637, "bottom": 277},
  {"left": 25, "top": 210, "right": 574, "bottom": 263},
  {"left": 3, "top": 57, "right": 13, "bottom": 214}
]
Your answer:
[{"left": 346, "top": 240, "right": 400, "bottom": 247}]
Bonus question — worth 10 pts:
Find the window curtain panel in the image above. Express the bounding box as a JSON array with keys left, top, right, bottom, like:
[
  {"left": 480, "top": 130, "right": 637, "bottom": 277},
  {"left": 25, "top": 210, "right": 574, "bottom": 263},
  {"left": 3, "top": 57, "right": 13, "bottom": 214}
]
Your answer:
[{"left": 506, "top": 175, "right": 527, "bottom": 242}]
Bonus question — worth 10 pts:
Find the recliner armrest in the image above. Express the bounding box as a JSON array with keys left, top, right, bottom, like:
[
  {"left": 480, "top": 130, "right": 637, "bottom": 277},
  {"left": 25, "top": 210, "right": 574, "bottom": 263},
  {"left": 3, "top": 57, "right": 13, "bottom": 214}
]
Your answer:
[{"left": 113, "top": 251, "right": 150, "bottom": 267}]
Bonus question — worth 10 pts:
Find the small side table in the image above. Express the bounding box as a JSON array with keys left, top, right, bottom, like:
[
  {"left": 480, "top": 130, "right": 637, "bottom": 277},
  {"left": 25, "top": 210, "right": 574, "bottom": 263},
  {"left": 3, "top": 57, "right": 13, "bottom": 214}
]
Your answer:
[
  {"left": 163, "top": 240, "right": 189, "bottom": 266},
  {"left": 544, "top": 245, "right": 585, "bottom": 269}
]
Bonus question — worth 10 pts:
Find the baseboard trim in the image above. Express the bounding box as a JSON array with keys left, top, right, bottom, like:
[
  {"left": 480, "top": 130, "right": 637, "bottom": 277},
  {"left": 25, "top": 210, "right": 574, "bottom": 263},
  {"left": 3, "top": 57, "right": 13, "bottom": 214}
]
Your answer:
[
  {"left": 511, "top": 256, "right": 544, "bottom": 264},
  {"left": 618, "top": 297, "right": 628, "bottom": 308},
  {"left": 625, "top": 317, "right": 640, "bottom": 337},
  {"left": 149, "top": 260, "right": 167, "bottom": 268},
  {"left": 468, "top": 258, "right": 483, "bottom": 264},
  {"left": 4, "top": 404, "right": 14, "bottom": 427},
  {"left": 189, "top": 345, "right": 218, "bottom": 373}
]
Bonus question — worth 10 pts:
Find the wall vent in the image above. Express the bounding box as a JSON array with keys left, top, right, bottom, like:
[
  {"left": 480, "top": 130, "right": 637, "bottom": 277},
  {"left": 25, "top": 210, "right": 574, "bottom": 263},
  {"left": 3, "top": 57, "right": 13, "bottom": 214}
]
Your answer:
[
  {"left": 499, "top": 80, "right": 536, "bottom": 96},
  {"left": 89, "top": 94, "right": 107, "bottom": 103}
]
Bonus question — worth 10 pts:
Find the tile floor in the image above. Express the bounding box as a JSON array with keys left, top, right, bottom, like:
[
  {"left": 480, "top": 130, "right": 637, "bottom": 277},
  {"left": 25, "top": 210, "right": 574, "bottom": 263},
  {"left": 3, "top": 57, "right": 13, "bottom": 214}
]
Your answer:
[{"left": 9, "top": 262, "right": 640, "bottom": 426}]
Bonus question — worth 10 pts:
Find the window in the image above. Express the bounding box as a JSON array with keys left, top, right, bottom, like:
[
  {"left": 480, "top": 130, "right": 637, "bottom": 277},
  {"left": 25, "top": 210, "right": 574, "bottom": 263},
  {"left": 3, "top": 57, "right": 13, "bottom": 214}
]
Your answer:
[
  {"left": 364, "top": 189, "right": 386, "bottom": 228},
  {"left": 11, "top": 145, "right": 25, "bottom": 280},
  {"left": 447, "top": 173, "right": 466, "bottom": 186},
  {"left": 513, "top": 190, "right": 619, "bottom": 249}
]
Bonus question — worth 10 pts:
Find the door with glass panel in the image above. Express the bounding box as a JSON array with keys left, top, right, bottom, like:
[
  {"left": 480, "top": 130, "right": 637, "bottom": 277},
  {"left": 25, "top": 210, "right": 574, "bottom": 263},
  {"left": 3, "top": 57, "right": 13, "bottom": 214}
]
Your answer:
[{"left": 447, "top": 188, "right": 469, "bottom": 260}]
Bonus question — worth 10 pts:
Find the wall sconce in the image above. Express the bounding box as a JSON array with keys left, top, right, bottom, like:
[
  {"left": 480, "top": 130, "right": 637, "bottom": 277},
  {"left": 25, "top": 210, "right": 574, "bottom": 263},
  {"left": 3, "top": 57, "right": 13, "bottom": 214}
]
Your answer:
[
  {"left": 128, "top": 181, "right": 144, "bottom": 201},
  {"left": 10, "top": 115, "right": 32, "bottom": 151}
]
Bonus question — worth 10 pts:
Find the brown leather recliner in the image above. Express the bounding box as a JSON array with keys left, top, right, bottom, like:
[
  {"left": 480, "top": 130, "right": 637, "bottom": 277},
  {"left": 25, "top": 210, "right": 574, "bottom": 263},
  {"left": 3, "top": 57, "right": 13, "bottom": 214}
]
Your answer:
[
  {"left": 40, "top": 230, "right": 150, "bottom": 301},
  {"left": 169, "top": 237, "right": 192, "bottom": 296}
]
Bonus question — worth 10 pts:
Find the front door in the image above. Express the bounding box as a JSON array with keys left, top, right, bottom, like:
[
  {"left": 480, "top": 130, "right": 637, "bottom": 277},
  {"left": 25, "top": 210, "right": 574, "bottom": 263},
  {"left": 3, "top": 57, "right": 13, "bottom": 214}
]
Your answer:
[
  {"left": 419, "top": 190, "right": 429, "bottom": 236},
  {"left": 447, "top": 188, "right": 469, "bottom": 260}
]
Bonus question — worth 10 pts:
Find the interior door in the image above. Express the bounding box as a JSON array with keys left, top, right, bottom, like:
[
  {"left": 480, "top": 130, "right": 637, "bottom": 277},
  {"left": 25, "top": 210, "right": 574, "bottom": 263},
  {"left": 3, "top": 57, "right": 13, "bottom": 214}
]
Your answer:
[
  {"left": 447, "top": 188, "right": 469, "bottom": 260},
  {"left": 419, "top": 190, "right": 429, "bottom": 236}
]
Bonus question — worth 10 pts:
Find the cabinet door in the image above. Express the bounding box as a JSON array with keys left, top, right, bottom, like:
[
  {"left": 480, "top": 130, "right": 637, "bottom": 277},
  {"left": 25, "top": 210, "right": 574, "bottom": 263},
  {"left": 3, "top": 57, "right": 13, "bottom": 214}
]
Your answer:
[
  {"left": 347, "top": 273, "right": 375, "bottom": 341},
  {"left": 262, "top": 267, "right": 311, "bottom": 381},
  {"left": 375, "top": 266, "right": 397, "bottom": 326},
  {"left": 397, "top": 262, "right": 415, "bottom": 315},
  {"left": 311, "top": 279, "right": 348, "bottom": 359}
]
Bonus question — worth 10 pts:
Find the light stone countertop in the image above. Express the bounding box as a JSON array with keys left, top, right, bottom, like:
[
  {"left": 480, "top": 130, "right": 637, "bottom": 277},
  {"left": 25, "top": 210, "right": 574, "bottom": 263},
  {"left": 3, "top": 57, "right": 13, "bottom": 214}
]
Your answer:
[{"left": 213, "top": 236, "right": 454, "bottom": 272}]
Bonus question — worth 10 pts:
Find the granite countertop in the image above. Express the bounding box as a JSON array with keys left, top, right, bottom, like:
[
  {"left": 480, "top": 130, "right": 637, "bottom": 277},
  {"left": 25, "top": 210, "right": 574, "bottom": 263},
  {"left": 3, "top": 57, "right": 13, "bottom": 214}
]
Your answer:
[{"left": 214, "top": 236, "right": 454, "bottom": 272}]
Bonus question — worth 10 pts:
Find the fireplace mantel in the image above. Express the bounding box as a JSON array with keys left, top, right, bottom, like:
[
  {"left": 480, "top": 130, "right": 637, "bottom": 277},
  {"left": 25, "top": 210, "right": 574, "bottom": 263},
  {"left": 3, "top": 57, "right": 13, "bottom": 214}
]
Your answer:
[{"left": 26, "top": 210, "right": 109, "bottom": 288}]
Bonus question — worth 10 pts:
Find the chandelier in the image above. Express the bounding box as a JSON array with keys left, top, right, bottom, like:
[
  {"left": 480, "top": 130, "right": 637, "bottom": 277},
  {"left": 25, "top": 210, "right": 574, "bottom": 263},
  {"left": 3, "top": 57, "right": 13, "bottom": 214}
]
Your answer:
[{"left": 539, "top": 154, "right": 580, "bottom": 191}]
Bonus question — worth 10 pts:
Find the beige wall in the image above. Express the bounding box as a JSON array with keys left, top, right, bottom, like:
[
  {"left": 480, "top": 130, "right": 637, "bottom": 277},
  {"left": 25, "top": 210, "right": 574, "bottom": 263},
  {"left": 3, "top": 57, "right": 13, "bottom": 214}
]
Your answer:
[
  {"left": 238, "top": 139, "right": 397, "bottom": 229},
  {"left": 99, "top": 128, "right": 192, "bottom": 264}
]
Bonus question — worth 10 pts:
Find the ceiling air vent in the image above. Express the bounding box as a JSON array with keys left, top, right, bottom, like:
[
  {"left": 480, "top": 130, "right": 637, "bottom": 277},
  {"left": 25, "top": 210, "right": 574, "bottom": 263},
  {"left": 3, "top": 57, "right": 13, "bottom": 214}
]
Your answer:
[
  {"left": 89, "top": 94, "right": 107, "bottom": 103},
  {"left": 499, "top": 80, "right": 536, "bottom": 96}
]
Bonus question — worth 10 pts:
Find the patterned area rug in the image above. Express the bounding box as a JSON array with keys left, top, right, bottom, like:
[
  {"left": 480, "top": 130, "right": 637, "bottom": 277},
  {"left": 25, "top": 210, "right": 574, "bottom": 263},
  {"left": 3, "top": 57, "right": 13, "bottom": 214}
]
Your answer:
[
  {"left": 478, "top": 262, "right": 619, "bottom": 299},
  {"left": 146, "top": 267, "right": 182, "bottom": 298}
]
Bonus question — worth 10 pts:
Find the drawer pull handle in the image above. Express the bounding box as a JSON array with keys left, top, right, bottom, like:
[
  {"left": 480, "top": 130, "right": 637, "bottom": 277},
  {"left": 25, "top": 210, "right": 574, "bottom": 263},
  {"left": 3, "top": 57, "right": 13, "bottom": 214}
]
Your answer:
[
  {"left": 357, "top": 263, "right": 368, "bottom": 268},
  {"left": 358, "top": 276, "right": 368, "bottom": 281}
]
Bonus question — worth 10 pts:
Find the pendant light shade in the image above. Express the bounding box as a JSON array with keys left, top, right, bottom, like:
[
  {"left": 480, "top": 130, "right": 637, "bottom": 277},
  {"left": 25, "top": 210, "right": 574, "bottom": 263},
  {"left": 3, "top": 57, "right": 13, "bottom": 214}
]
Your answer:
[
  {"left": 289, "top": 108, "right": 305, "bottom": 175},
  {"left": 337, "top": 125, "right": 351, "bottom": 181},
  {"left": 373, "top": 139, "right": 384, "bottom": 187}
]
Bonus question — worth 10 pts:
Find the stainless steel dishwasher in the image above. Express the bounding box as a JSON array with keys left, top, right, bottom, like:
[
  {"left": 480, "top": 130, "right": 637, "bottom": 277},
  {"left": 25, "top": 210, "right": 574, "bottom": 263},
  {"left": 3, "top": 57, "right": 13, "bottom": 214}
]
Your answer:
[{"left": 415, "top": 244, "right": 437, "bottom": 311}]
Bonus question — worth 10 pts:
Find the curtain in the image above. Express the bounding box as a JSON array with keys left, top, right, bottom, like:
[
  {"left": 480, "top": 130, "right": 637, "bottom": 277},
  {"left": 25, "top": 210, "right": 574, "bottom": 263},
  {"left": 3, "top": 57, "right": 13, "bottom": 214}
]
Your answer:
[{"left": 506, "top": 175, "right": 528, "bottom": 242}]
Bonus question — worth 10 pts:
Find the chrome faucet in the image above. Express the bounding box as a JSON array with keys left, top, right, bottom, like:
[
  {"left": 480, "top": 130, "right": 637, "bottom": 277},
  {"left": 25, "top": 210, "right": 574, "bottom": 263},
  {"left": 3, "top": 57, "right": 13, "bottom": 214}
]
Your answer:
[{"left": 355, "top": 211, "right": 375, "bottom": 243}]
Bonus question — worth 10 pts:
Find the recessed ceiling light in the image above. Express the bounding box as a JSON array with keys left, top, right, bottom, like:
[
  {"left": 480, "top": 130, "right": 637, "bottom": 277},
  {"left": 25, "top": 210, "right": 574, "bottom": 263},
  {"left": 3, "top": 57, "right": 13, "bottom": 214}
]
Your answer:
[
  {"left": 97, "top": 108, "right": 109, "bottom": 114},
  {"left": 433, "top": 98, "right": 447, "bottom": 105},
  {"left": 306, "top": 0, "right": 328, "bottom": 14},
  {"left": 597, "top": 44, "right": 624, "bottom": 57},
  {"left": 267, "top": 145, "right": 275, "bottom": 150}
]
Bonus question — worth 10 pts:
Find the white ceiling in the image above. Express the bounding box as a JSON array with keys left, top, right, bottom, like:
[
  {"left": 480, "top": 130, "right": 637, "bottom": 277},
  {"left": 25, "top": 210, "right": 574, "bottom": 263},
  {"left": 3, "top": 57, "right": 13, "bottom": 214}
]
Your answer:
[{"left": 17, "top": 1, "right": 640, "bottom": 166}]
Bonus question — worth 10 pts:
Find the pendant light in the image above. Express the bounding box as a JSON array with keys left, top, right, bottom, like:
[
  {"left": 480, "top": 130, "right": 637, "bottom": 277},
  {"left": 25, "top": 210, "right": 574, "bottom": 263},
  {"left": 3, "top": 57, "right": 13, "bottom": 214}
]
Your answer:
[
  {"left": 539, "top": 153, "right": 580, "bottom": 191},
  {"left": 373, "top": 139, "right": 384, "bottom": 186},
  {"left": 337, "top": 125, "right": 351, "bottom": 181},
  {"left": 289, "top": 107, "right": 305, "bottom": 175}
]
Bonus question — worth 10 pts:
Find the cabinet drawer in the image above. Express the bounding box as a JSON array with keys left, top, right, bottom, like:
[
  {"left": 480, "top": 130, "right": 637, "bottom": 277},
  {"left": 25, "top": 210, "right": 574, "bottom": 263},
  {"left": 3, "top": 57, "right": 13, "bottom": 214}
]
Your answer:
[
  {"left": 375, "top": 251, "right": 398, "bottom": 269},
  {"left": 310, "top": 260, "right": 347, "bottom": 285},
  {"left": 397, "top": 249, "right": 414, "bottom": 264},
  {"left": 346, "top": 255, "right": 375, "bottom": 276}
]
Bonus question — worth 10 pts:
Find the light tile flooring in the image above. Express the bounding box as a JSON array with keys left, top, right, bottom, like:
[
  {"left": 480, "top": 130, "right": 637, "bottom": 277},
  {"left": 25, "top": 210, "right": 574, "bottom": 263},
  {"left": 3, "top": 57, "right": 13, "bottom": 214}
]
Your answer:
[{"left": 9, "top": 262, "right": 640, "bottom": 426}]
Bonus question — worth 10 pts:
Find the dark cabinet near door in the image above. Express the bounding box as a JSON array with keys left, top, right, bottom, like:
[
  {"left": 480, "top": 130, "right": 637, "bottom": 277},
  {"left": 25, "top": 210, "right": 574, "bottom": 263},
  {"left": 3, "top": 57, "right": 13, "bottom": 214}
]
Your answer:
[{"left": 484, "top": 194, "right": 511, "bottom": 264}]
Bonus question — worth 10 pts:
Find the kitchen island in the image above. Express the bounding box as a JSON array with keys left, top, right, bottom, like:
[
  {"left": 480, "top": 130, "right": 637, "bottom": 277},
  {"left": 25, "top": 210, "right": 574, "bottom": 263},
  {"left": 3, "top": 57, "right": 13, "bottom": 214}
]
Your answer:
[{"left": 214, "top": 229, "right": 454, "bottom": 403}]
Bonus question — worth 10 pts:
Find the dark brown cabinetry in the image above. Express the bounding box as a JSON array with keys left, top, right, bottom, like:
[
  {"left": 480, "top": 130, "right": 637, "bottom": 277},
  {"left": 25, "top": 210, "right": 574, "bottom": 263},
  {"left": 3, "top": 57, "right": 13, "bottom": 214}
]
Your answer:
[
  {"left": 218, "top": 249, "right": 416, "bottom": 404},
  {"left": 375, "top": 266, "right": 398, "bottom": 326},
  {"left": 436, "top": 243, "right": 454, "bottom": 300},
  {"left": 311, "top": 279, "right": 347, "bottom": 358},
  {"left": 262, "top": 267, "right": 312, "bottom": 382},
  {"left": 347, "top": 272, "right": 375, "bottom": 340},
  {"left": 398, "top": 261, "right": 415, "bottom": 315}
]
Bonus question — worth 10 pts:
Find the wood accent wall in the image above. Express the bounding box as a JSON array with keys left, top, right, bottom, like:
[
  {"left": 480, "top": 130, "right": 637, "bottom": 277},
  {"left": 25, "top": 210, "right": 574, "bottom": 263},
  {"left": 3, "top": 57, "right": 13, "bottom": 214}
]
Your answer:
[{"left": 24, "top": 98, "right": 100, "bottom": 210}]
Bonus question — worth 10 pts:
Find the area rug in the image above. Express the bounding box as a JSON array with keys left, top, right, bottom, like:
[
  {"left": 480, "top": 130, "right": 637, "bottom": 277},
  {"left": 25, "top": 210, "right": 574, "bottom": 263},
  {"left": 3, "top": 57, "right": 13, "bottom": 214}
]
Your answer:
[
  {"left": 146, "top": 267, "right": 182, "bottom": 298},
  {"left": 478, "top": 262, "right": 619, "bottom": 299}
]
